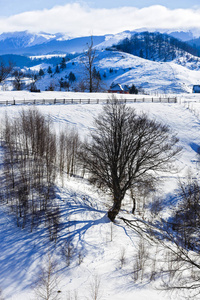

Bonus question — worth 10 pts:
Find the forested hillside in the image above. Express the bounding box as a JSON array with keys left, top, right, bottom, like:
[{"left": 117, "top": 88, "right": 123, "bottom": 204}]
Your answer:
[{"left": 112, "top": 32, "right": 199, "bottom": 61}]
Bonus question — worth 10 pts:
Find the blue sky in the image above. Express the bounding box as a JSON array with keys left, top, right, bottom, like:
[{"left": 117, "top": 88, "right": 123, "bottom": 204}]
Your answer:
[
  {"left": 0, "top": 0, "right": 200, "bottom": 16},
  {"left": 0, "top": 0, "right": 200, "bottom": 35}
]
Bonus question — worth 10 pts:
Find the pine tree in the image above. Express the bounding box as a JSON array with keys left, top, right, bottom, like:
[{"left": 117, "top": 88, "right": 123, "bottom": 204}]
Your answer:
[
  {"left": 39, "top": 68, "right": 44, "bottom": 76},
  {"left": 55, "top": 65, "right": 60, "bottom": 74},
  {"left": 60, "top": 57, "right": 67, "bottom": 70},
  {"left": 68, "top": 71, "right": 76, "bottom": 82},
  {"left": 47, "top": 66, "right": 52, "bottom": 75}
]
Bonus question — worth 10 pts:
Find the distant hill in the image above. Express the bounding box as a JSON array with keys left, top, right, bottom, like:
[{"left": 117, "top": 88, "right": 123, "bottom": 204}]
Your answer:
[
  {"left": 0, "top": 31, "right": 106, "bottom": 55},
  {"left": 187, "top": 37, "right": 200, "bottom": 56},
  {"left": 111, "top": 32, "right": 199, "bottom": 62},
  {"left": 168, "top": 31, "right": 195, "bottom": 42}
]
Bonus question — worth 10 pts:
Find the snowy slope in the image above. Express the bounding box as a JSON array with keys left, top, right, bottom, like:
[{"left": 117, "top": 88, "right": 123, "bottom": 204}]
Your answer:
[
  {"left": 33, "top": 50, "right": 200, "bottom": 93},
  {"left": 0, "top": 94, "right": 200, "bottom": 299}
]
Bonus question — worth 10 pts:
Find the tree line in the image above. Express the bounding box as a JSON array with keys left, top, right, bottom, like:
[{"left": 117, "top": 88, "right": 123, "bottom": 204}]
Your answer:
[
  {"left": 1, "top": 108, "right": 80, "bottom": 240},
  {"left": 112, "top": 31, "right": 199, "bottom": 62}
]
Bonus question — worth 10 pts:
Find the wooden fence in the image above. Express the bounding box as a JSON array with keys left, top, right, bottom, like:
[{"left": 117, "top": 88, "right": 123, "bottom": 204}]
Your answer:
[{"left": 0, "top": 97, "right": 177, "bottom": 106}]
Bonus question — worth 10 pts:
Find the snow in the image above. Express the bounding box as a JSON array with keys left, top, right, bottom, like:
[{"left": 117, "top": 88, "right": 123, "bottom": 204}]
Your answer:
[
  {"left": 29, "top": 54, "right": 67, "bottom": 60},
  {"left": 24, "top": 49, "right": 200, "bottom": 94},
  {"left": 95, "top": 32, "right": 132, "bottom": 50},
  {"left": 0, "top": 92, "right": 200, "bottom": 299}
]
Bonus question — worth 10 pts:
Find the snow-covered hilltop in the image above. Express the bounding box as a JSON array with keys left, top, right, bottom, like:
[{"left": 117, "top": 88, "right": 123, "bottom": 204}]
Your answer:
[{"left": 31, "top": 49, "right": 200, "bottom": 94}]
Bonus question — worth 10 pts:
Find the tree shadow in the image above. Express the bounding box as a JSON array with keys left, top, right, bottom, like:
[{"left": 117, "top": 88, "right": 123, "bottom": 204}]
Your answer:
[
  {"left": 190, "top": 142, "right": 200, "bottom": 154},
  {"left": 0, "top": 185, "right": 109, "bottom": 296}
]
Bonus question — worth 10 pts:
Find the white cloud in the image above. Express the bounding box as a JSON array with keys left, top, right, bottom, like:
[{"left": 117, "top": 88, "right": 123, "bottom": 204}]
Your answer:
[{"left": 0, "top": 3, "right": 200, "bottom": 36}]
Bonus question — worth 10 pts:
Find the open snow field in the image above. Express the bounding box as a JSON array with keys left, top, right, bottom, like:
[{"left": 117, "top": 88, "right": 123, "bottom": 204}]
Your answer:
[{"left": 0, "top": 92, "right": 200, "bottom": 300}]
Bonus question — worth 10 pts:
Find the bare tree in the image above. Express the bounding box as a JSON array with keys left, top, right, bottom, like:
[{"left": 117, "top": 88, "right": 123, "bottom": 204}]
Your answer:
[
  {"left": 82, "top": 36, "right": 96, "bottom": 92},
  {"left": 1, "top": 108, "right": 58, "bottom": 232},
  {"left": 80, "top": 36, "right": 103, "bottom": 92},
  {"left": 58, "top": 126, "right": 81, "bottom": 183},
  {"left": 88, "top": 274, "right": 103, "bottom": 300},
  {"left": 79, "top": 99, "right": 181, "bottom": 221},
  {"left": 0, "top": 61, "right": 13, "bottom": 84},
  {"left": 34, "top": 253, "right": 61, "bottom": 300},
  {"left": 12, "top": 70, "right": 24, "bottom": 90}
]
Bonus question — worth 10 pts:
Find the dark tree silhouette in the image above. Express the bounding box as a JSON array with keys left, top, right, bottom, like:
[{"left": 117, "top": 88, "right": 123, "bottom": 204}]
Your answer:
[
  {"left": 79, "top": 99, "right": 181, "bottom": 221},
  {"left": 80, "top": 36, "right": 102, "bottom": 92},
  {"left": 0, "top": 61, "right": 13, "bottom": 83}
]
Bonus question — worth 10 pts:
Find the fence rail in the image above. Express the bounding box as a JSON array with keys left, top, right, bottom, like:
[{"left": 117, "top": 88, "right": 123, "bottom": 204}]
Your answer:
[{"left": 0, "top": 97, "right": 177, "bottom": 106}]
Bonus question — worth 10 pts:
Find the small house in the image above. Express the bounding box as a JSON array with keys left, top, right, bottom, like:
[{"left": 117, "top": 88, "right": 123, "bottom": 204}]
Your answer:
[
  {"left": 193, "top": 85, "right": 200, "bottom": 93},
  {"left": 108, "top": 83, "right": 129, "bottom": 94}
]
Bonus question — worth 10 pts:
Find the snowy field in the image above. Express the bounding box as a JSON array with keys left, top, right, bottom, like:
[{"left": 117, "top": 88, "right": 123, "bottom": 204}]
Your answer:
[
  {"left": 0, "top": 92, "right": 200, "bottom": 300},
  {"left": 0, "top": 90, "right": 177, "bottom": 102}
]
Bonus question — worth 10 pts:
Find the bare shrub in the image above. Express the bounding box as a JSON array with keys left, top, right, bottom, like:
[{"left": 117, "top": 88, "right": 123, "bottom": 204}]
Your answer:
[
  {"left": 47, "top": 207, "right": 60, "bottom": 243},
  {"left": 34, "top": 253, "right": 61, "bottom": 300},
  {"left": 61, "top": 239, "right": 75, "bottom": 267},
  {"left": 66, "top": 290, "right": 79, "bottom": 300},
  {"left": 88, "top": 274, "right": 103, "bottom": 300},
  {"left": 119, "top": 247, "right": 126, "bottom": 269},
  {"left": 132, "top": 238, "right": 150, "bottom": 282},
  {"left": 58, "top": 126, "right": 81, "bottom": 183},
  {"left": 78, "top": 250, "right": 84, "bottom": 265}
]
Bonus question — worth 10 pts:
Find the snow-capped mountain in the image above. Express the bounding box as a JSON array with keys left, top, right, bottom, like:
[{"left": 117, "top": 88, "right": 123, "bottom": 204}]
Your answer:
[
  {"left": 0, "top": 31, "right": 106, "bottom": 55},
  {"left": 0, "top": 29, "right": 199, "bottom": 56},
  {"left": 0, "top": 31, "right": 65, "bottom": 49}
]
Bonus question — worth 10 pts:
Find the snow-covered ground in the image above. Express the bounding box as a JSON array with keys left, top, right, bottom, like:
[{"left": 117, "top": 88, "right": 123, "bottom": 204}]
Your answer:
[
  {"left": 32, "top": 49, "right": 200, "bottom": 94},
  {"left": 0, "top": 92, "right": 200, "bottom": 300},
  {"left": 2, "top": 49, "right": 200, "bottom": 94}
]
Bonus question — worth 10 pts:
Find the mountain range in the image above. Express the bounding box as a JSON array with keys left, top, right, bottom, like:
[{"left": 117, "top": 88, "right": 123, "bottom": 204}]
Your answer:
[
  {"left": 0, "top": 31, "right": 106, "bottom": 55},
  {"left": 0, "top": 29, "right": 199, "bottom": 56}
]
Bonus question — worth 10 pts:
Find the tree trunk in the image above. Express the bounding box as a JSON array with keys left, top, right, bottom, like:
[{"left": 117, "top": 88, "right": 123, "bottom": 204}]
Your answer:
[{"left": 108, "top": 196, "right": 123, "bottom": 222}]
